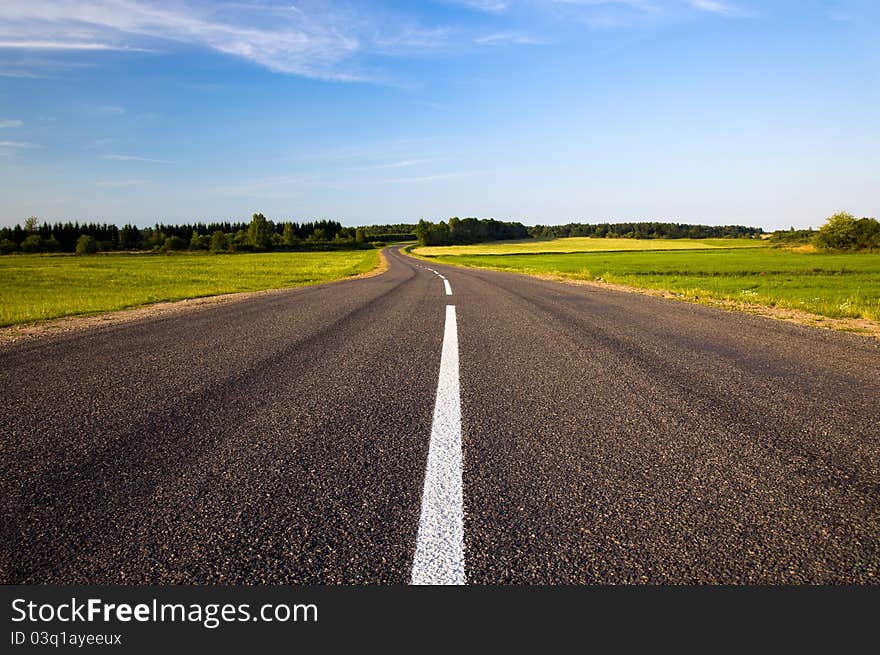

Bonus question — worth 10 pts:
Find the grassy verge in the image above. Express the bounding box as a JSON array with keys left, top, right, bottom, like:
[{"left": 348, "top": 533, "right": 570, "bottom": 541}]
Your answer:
[
  {"left": 413, "top": 236, "right": 764, "bottom": 256},
  {"left": 419, "top": 247, "right": 880, "bottom": 322},
  {"left": 0, "top": 249, "right": 379, "bottom": 326}
]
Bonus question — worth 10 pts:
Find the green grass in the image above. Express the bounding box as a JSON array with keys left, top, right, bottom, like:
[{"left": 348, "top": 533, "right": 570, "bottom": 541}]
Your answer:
[
  {"left": 0, "top": 249, "right": 379, "bottom": 326},
  {"left": 421, "top": 247, "right": 880, "bottom": 321},
  {"left": 413, "top": 236, "right": 765, "bottom": 256}
]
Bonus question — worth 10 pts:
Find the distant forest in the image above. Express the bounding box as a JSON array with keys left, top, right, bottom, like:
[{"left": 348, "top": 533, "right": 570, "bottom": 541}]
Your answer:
[
  {"left": 0, "top": 215, "right": 414, "bottom": 254},
  {"left": 415, "top": 217, "right": 530, "bottom": 246},
  {"left": 414, "top": 218, "right": 762, "bottom": 246},
  {"left": 528, "top": 222, "right": 763, "bottom": 240},
  {"left": 1, "top": 214, "right": 769, "bottom": 254}
]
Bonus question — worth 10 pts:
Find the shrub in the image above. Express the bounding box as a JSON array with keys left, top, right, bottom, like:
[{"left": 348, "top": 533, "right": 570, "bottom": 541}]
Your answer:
[
  {"left": 247, "top": 213, "right": 273, "bottom": 249},
  {"left": 814, "top": 212, "right": 880, "bottom": 251},
  {"left": 19, "top": 234, "right": 43, "bottom": 253},
  {"left": 853, "top": 217, "right": 880, "bottom": 250},
  {"left": 770, "top": 228, "right": 814, "bottom": 245},
  {"left": 0, "top": 238, "right": 17, "bottom": 254},
  {"left": 232, "top": 229, "right": 249, "bottom": 247},
  {"left": 209, "top": 230, "right": 230, "bottom": 253},
  {"left": 308, "top": 228, "right": 328, "bottom": 242},
  {"left": 814, "top": 212, "right": 858, "bottom": 250},
  {"left": 189, "top": 230, "right": 210, "bottom": 250},
  {"left": 43, "top": 236, "right": 61, "bottom": 252},
  {"left": 282, "top": 222, "right": 300, "bottom": 246},
  {"left": 163, "top": 235, "right": 188, "bottom": 251},
  {"left": 141, "top": 229, "right": 164, "bottom": 250},
  {"left": 75, "top": 235, "right": 99, "bottom": 255}
]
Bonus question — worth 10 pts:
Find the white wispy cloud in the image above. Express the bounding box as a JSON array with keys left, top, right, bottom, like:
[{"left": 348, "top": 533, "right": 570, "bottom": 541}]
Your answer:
[
  {"left": 359, "top": 159, "right": 431, "bottom": 170},
  {"left": 384, "top": 170, "right": 490, "bottom": 184},
  {"left": 414, "top": 100, "right": 445, "bottom": 111},
  {"left": 0, "top": 41, "right": 153, "bottom": 51},
  {"left": 0, "top": 140, "right": 41, "bottom": 156},
  {"left": 549, "top": 0, "right": 658, "bottom": 11},
  {"left": 102, "top": 154, "right": 173, "bottom": 163},
  {"left": 95, "top": 179, "right": 146, "bottom": 187},
  {"left": 0, "top": 1, "right": 749, "bottom": 82},
  {"left": 0, "top": 119, "right": 23, "bottom": 128},
  {"left": 682, "top": 0, "right": 738, "bottom": 15},
  {"left": 0, "top": 70, "right": 49, "bottom": 78},
  {"left": 556, "top": 0, "right": 745, "bottom": 17},
  {"left": 473, "top": 31, "right": 548, "bottom": 45},
  {"left": 95, "top": 105, "right": 125, "bottom": 116},
  {"left": 0, "top": 1, "right": 452, "bottom": 82},
  {"left": 446, "top": 0, "right": 511, "bottom": 12},
  {"left": 546, "top": 0, "right": 751, "bottom": 28},
  {"left": 0, "top": 140, "right": 39, "bottom": 148}
]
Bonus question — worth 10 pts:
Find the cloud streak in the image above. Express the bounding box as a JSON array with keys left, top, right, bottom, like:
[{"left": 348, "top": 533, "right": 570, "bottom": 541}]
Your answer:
[
  {"left": 682, "top": 0, "right": 739, "bottom": 15},
  {"left": 0, "top": 1, "right": 749, "bottom": 82},
  {"left": 455, "top": 0, "right": 748, "bottom": 20},
  {"left": 0, "top": 41, "right": 153, "bottom": 51},
  {"left": 359, "top": 159, "right": 432, "bottom": 170},
  {"left": 447, "top": 1, "right": 511, "bottom": 12},
  {"left": 0, "top": 140, "right": 39, "bottom": 148},
  {"left": 103, "top": 154, "right": 173, "bottom": 164},
  {"left": 0, "top": 70, "right": 50, "bottom": 78},
  {"left": 473, "top": 31, "right": 548, "bottom": 45},
  {"left": 0, "top": 119, "right": 24, "bottom": 128},
  {"left": 95, "top": 179, "right": 146, "bottom": 187},
  {"left": 384, "top": 170, "right": 490, "bottom": 184},
  {"left": 0, "top": 0, "right": 452, "bottom": 82},
  {"left": 0, "top": 140, "right": 41, "bottom": 156}
]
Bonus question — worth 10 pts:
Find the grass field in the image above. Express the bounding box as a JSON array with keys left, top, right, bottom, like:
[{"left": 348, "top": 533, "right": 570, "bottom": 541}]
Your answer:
[
  {"left": 420, "top": 246, "right": 880, "bottom": 322},
  {"left": 413, "top": 236, "right": 765, "bottom": 256},
  {"left": 0, "top": 250, "right": 379, "bottom": 326}
]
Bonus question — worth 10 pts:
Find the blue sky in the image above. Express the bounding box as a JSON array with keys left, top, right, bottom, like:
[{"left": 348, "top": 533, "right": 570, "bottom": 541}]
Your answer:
[{"left": 0, "top": 0, "right": 878, "bottom": 229}]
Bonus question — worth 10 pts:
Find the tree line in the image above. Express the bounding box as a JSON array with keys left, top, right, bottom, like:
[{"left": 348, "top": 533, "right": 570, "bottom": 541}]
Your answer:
[
  {"left": 4, "top": 211, "right": 874, "bottom": 255},
  {"left": 413, "top": 218, "right": 764, "bottom": 246},
  {"left": 361, "top": 223, "right": 418, "bottom": 241},
  {"left": 0, "top": 214, "right": 382, "bottom": 255},
  {"left": 415, "top": 217, "right": 530, "bottom": 246},
  {"left": 528, "top": 222, "right": 763, "bottom": 240}
]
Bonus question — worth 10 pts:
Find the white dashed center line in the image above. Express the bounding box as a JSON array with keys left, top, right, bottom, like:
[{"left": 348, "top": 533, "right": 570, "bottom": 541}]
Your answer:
[
  {"left": 411, "top": 304, "right": 465, "bottom": 585},
  {"left": 424, "top": 267, "right": 451, "bottom": 295}
]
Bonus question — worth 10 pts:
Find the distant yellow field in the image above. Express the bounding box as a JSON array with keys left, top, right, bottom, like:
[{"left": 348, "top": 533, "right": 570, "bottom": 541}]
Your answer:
[{"left": 413, "top": 237, "right": 765, "bottom": 256}]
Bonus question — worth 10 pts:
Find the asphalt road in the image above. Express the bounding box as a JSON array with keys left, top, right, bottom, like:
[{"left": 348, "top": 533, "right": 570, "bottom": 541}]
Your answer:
[{"left": 1, "top": 246, "right": 878, "bottom": 584}]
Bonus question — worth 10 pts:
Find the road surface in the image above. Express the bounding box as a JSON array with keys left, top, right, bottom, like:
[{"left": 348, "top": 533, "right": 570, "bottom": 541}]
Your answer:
[{"left": 1, "top": 246, "right": 878, "bottom": 583}]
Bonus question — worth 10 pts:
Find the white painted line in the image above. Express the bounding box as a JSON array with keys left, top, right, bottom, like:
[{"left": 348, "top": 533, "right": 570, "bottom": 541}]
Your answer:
[
  {"left": 411, "top": 305, "right": 465, "bottom": 585},
  {"left": 443, "top": 279, "right": 452, "bottom": 296}
]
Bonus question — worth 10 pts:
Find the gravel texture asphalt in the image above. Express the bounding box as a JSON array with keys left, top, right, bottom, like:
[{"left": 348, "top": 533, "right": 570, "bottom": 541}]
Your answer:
[{"left": 1, "top": 246, "right": 878, "bottom": 583}]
